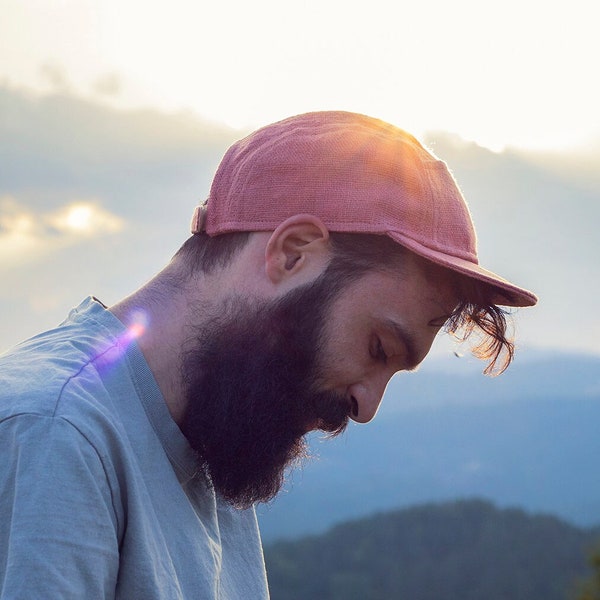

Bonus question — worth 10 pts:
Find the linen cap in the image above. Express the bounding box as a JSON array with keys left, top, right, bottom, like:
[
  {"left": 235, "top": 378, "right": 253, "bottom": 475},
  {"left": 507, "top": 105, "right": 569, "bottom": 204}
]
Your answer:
[{"left": 191, "top": 111, "right": 537, "bottom": 307}]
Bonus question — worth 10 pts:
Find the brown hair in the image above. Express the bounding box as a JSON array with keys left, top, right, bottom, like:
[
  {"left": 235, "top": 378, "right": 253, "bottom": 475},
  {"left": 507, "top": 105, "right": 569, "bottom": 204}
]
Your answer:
[{"left": 173, "top": 231, "right": 251, "bottom": 277}]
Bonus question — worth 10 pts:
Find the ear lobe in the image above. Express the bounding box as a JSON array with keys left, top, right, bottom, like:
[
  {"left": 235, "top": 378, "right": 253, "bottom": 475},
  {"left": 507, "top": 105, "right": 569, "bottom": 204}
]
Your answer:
[{"left": 265, "top": 214, "right": 330, "bottom": 284}]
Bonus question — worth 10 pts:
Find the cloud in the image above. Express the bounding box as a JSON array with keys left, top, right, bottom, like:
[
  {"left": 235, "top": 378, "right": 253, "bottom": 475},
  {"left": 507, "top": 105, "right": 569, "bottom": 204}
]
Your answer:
[
  {"left": 0, "top": 83, "right": 241, "bottom": 225},
  {"left": 48, "top": 201, "right": 123, "bottom": 235},
  {"left": 0, "top": 84, "right": 244, "bottom": 351},
  {"left": 92, "top": 72, "right": 122, "bottom": 97},
  {"left": 39, "top": 63, "right": 71, "bottom": 93},
  {"left": 0, "top": 196, "right": 124, "bottom": 269}
]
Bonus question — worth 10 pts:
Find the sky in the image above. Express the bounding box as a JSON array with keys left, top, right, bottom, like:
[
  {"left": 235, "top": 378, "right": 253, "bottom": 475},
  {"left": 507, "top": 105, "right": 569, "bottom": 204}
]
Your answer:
[
  {"left": 2, "top": 0, "right": 599, "bottom": 152},
  {"left": 1, "top": 0, "right": 599, "bottom": 363}
]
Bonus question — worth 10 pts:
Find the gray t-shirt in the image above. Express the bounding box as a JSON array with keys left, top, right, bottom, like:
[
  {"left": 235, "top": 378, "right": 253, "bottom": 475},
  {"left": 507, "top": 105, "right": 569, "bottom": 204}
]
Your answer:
[{"left": 0, "top": 297, "right": 269, "bottom": 599}]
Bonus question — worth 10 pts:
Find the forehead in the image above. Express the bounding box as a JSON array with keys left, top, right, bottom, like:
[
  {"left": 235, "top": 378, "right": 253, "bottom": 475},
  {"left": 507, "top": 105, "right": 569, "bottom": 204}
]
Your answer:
[{"left": 340, "top": 256, "right": 457, "bottom": 316}]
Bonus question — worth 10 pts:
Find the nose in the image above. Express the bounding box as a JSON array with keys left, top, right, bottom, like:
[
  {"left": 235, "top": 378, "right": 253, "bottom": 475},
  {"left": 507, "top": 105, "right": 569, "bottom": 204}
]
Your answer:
[{"left": 347, "top": 378, "right": 388, "bottom": 424}]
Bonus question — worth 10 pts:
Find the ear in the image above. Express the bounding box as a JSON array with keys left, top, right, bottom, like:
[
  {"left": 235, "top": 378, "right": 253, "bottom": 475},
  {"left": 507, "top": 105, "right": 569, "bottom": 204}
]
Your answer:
[{"left": 265, "top": 215, "right": 331, "bottom": 284}]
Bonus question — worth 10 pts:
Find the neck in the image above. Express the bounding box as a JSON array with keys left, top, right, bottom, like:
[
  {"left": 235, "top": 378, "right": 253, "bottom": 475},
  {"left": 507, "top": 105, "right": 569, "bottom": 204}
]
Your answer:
[{"left": 110, "top": 269, "right": 201, "bottom": 425}]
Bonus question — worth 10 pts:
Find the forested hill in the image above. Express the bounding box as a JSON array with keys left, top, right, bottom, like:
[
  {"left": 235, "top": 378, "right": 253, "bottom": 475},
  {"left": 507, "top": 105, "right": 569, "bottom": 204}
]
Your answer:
[{"left": 264, "top": 499, "right": 600, "bottom": 600}]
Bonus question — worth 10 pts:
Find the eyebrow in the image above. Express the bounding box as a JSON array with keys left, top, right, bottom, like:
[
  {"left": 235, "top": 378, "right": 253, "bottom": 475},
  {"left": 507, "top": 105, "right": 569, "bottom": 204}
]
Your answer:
[{"left": 385, "top": 319, "right": 420, "bottom": 372}]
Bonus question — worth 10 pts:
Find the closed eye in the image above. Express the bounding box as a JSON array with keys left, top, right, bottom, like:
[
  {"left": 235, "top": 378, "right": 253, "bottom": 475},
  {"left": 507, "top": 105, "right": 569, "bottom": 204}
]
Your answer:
[{"left": 370, "top": 336, "right": 388, "bottom": 364}]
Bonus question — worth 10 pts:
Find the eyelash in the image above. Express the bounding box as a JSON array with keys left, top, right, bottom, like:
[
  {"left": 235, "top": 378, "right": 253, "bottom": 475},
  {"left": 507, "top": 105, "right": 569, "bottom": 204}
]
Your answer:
[{"left": 371, "top": 337, "right": 388, "bottom": 364}]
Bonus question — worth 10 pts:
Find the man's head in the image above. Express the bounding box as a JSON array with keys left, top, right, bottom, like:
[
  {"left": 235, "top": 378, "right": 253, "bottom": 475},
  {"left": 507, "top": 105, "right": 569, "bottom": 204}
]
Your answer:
[
  {"left": 176, "top": 111, "right": 537, "bottom": 377},
  {"left": 169, "top": 111, "right": 536, "bottom": 506},
  {"left": 178, "top": 225, "right": 458, "bottom": 508}
]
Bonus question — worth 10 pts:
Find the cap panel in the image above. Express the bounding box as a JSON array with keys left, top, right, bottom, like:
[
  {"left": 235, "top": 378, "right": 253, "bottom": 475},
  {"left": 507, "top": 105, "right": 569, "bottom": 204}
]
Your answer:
[{"left": 209, "top": 113, "right": 448, "bottom": 234}]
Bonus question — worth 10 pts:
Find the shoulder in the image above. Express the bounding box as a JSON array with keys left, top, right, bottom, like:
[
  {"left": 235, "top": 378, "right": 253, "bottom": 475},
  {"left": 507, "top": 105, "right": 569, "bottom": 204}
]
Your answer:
[
  {"left": 0, "top": 298, "right": 125, "bottom": 417},
  {"left": 0, "top": 330, "right": 109, "bottom": 419},
  {"left": 0, "top": 298, "right": 135, "bottom": 467}
]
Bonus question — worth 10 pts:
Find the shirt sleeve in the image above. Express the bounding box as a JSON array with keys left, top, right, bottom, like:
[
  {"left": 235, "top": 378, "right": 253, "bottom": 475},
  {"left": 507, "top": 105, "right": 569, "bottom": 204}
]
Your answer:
[{"left": 0, "top": 414, "right": 120, "bottom": 599}]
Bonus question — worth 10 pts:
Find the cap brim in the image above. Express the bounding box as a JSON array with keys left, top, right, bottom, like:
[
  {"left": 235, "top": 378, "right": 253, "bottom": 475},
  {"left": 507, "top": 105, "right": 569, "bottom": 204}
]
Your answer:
[{"left": 387, "top": 232, "right": 538, "bottom": 308}]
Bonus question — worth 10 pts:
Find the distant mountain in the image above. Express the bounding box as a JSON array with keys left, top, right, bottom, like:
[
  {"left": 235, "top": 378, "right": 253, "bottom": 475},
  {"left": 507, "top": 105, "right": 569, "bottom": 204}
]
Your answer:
[
  {"left": 258, "top": 352, "right": 600, "bottom": 542},
  {"left": 264, "top": 499, "right": 599, "bottom": 600},
  {"left": 382, "top": 348, "right": 600, "bottom": 410}
]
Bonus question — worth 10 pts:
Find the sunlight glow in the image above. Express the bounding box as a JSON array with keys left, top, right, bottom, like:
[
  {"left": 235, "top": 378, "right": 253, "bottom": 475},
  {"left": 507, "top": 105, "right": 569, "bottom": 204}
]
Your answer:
[
  {"left": 1, "top": 0, "right": 598, "bottom": 153},
  {"left": 64, "top": 204, "right": 94, "bottom": 232},
  {"left": 0, "top": 198, "right": 125, "bottom": 270},
  {"left": 125, "top": 309, "right": 149, "bottom": 341},
  {"left": 50, "top": 202, "right": 123, "bottom": 236},
  {"left": 93, "top": 309, "right": 149, "bottom": 371}
]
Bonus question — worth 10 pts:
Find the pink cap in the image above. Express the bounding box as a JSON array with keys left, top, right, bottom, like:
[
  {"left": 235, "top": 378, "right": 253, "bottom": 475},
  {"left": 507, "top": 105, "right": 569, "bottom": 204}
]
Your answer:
[{"left": 191, "top": 111, "right": 537, "bottom": 307}]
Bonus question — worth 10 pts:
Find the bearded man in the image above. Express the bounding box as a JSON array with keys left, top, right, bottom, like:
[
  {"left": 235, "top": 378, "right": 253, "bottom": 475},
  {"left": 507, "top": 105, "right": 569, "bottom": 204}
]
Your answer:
[{"left": 0, "top": 111, "right": 536, "bottom": 598}]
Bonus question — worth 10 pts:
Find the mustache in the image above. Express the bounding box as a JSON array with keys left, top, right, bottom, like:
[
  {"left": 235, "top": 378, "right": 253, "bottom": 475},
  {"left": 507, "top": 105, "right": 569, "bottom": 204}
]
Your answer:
[{"left": 310, "top": 390, "right": 351, "bottom": 436}]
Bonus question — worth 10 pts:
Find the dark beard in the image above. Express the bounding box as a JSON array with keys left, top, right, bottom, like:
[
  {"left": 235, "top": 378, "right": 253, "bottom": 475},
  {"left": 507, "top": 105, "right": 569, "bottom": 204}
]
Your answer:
[{"left": 180, "top": 273, "right": 351, "bottom": 508}]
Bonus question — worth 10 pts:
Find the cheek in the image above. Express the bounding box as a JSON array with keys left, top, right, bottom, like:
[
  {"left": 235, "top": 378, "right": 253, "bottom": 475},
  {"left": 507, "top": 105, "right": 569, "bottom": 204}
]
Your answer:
[{"left": 318, "top": 335, "right": 367, "bottom": 390}]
